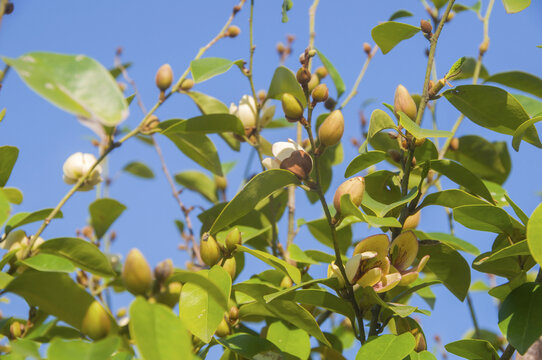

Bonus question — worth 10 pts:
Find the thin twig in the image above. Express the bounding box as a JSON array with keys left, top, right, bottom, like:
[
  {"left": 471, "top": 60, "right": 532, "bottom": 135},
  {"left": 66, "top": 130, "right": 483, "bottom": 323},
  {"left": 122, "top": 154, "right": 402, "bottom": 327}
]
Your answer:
[
  {"left": 500, "top": 344, "right": 515, "bottom": 360},
  {"left": 339, "top": 45, "right": 378, "bottom": 110}
]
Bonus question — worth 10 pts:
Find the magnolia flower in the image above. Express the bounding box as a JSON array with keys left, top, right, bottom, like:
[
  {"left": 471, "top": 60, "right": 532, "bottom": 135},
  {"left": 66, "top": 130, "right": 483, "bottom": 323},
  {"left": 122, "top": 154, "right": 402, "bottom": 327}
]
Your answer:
[
  {"left": 262, "top": 139, "right": 313, "bottom": 179},
  {"left": 327, "top": 261, "right": 345, "bottom": 288},
  {"left": 63, "top": 152, "right": 103, "bottom": 191},
  {"left": 389, "top": 231, "right": 430, "bottom": 286},
  {"left": 229, "top": 95, "right": 275, "bottom": 129}
]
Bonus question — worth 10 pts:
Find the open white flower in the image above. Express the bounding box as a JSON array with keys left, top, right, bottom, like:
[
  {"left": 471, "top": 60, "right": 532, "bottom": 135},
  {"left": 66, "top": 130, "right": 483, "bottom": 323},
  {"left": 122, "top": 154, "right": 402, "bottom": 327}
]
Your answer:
[
  {"left": 63, "top": 152, "right": 103, "bottom": 191},
  {"left": 229, "top": 95, "right": 275, "bottom": 129},
  {"left": 262, "top": 139, "right": 313, "bottom": 179}
]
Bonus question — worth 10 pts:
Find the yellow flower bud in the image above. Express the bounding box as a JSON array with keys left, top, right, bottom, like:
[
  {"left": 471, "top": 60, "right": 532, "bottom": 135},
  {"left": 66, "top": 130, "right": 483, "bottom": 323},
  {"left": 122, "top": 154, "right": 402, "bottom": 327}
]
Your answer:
[
  {"left": 296, "top": 67, "right": 311, "bottom": 86},
  {"left": 215, "top": 175, "right": 228, "bottom": 191},
  {"left": 318, "top": 110, "right": 344, "bottom": 147},
  {"left": 155, "top": 282, "right": 182, "bottom": 308},
  {"left": 200, "top": 236, "right": 222, "bottom": 267},
  {"left": 227, "top": 25, "right": 241, "bottom": 38},
  {"left": 222, "top": 257, "right": 237, "bottom": 279},
  {"left": 280, "top": 276, "right": 293, "bottom": 288},
  {"left": 307, "top": 74, "right": 319, "bottom": 93},
  {"left": 225, "top": 228, "right": 242, "bottom": 252},
  {"left": 281, "top": 93, "right": 304, "bottom": 121},
  {"left": 315, "top": 66, "right": 328, "bottom": 79},
  {"left": 215, "top": 317, "right": 231, "bottom": 337},
  {"left": 394, "top": 84, "right": 417, "bottom": 120},
  {"left": 81, "top": 301, "right": 111, "bottom": 340},
  {"left": 311, "top": 83, "right": 329, "bottom": 103},
  {"left": 122, "top": 248, "right": 153, "bottom": 295},
  {"left": 155, "top": 64, "right": 173, "bottom": 91},
  {"left": 179, "top": 78, "right": 194, "bottom": 91},
  {"left": 154, "top": 259, "right": 174, "bottom": 283},
  {"left": 403, "top": 211, "right": 421, "bottom": 230},
  {"left": 333, "top": 177, "right": 365, "bottom": 214}
]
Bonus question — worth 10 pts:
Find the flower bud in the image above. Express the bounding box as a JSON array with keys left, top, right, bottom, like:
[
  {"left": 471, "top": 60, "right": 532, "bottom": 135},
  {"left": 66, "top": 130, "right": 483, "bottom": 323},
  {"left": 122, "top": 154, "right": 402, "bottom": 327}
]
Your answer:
[
  {"left": 318, "top": 110, "right": 344, "bottom": 147},
  {"left": 180, "top": 78, "right": 194, "bottom": 91},
  {"left": 414, "top": 137, "right": 426, "bottom": 147},
  {"left": 315, "top": 66, "right": 328, "bottom": 79},
  {"left": 200, "top": 235, "right": 222, "bottom": 267},
  {"left": 154, "top": 259, "right": 174, "bottom": 283},
  {"left": 403, "top": 211, "right": 421, "bottom": 230},
  {"left": 420, "top": 20, "right": 432, "bottom": 34},
  {"left": 116, "top": 308, "right": 127, "bottom": 318},
  {"left": 63, "top": 152, "right": 103, "bottom": 191},
  {"left": 327, "top": 262, "right": 345, "bottom": 288},
  {"left": 141, "top": 114, "right": 160, "bottom": 134},
  {"left": 215, "top": 317, "right": 231, "bottom": 337},
  {"left": 324, "top": 97, "right": 336, "bottom": 111},
  {"left": 9, "top": 321, "right": 22, "bottom": 339},
  {"left": 307, "top": 74, "right": 319, "bottom": 93},
  {"left": 394, "top": 85, "right": 417, "bottom": 120},
  {"left": 222, "top": 257, "right": 237, "bottom": 279},
  {"left": 311, "top": 83, "right": 329, "bottom": 103},
  {"left": 258, "top": 90, "right": 267, "bottom": 103},
  {"left": 230, "top": 95, "right": 257, "bottom": 128},
  {"left": 449, "top": 137, "right": 459, "bottom": 151},
  {"left": 229, "top": 306, "right": 239, "bottom": 323},
  {"left": 276, "top": 42, "right": 286, "bottom": 55},
  {"left": 225, "top": 227, "right": 242, "bottom": 252},
  {"left": 446, "top": 11, "right": 455, "bottom": 22},
  {"left": 81, "top": 301, "right": 111, "bottom": 340},
  {"left": 279, "top": 150, "right": 313, "bottom": 179},
  {"left": 122, "top": 248, "right": 153, "bottom": 295},
  {"left": 281, "top": 93, "right": 304, "bottom": 121},
  {"left": 296, "top": 68, "right": 311, "bottom": 86},
  {"left": 215, "top": 175, "right": 228, "bottom": 191},
  {"left": 333, "top": 177, "right": 365, "bottom": 214},
  {"left": 363, "top": 42, "right": 372, "bottom": 55},
  {"left": 280, "top": 276, "right": 293, "bottom": 288},
  {"left": 155, "top": 64, "right": 173, "bottom": 91},
  {"left": 4, "top": 2, "right": 14, "bottom": 15},
  {"left": 227, "top": 25, "right": 241, "bottom": 38},
  {"left": 156, "top": 282, "right": 182, "bottom": 308},
  {"left": 308, "top": 49, "right": 317, "bottom": 57}
]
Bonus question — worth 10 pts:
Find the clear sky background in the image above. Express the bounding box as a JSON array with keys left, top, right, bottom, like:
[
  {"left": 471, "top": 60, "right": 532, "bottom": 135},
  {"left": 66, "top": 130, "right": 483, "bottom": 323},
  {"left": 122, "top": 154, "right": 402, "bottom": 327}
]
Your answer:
[{"left": 0, "top": 1, "right": 541, "bottom": 359}]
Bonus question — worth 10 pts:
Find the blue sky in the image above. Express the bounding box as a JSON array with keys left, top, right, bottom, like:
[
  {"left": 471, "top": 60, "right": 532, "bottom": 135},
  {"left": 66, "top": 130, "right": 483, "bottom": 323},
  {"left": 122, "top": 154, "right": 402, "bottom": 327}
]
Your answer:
[{"left": 0, "top": 0, "right": 541, "bottom": 359}]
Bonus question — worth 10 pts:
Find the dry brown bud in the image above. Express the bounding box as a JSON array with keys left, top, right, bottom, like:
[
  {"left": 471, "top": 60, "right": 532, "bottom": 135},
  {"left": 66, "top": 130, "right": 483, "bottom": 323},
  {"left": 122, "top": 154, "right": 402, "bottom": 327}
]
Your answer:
[
  {"left": 363, "top": 42, "right": 372, "bottom": 54},
  {"left": 280, "top": 150, "right": 313, "bottom": 179},
  {"left": 287, "top": 34, "right": 295, "bottom": 43},
  {"left": 154, "top": 259, "right": 174, "bottom": 283},
  {"left": 296, "top": 67, "right": 311, "bottom": 85},
  {"left": 276, "top": 42, "right": 286, "bottom": 55},
  {"left": 449, "top": 137, "right": 460, "bottom": 151},
  {"left": 420, "top": 20, "right": 433, "bottom": 34},
  {"left": 233, "top": 5, "right": 241, "bottom": 14}
]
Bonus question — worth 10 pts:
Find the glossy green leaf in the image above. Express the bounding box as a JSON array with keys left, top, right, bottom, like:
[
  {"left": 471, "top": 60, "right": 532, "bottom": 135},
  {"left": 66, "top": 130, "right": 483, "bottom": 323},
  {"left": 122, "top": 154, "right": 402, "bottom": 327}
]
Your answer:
[
  {"left": 356, "top": 333, "right": 415, "bottom": 360},
  {"left": 185, "top": 91, "right": 229, "bottom": 114},
  {"left": 38, "top": 237, "right": 115, "bottom": 277},
  {"left": 169, "top": 269, "right": 229, "bottom": 307},
  {"left": 162, "top": 131, "right": 222, "bottom": 175},
  {"left": 0, "top": 190, "right": 10, "bottom": 227},
  {"left": 175, "top": 170, "right": 217, "bottom": 203},
  {"left": 502, "top": 0, "right": 531, "bottom": 13},
  {"left": 5, "top": 271, "right": 116, "bottom": 331},
  {"left": 371, "top": 22, "right": 420, "bottom": 54},
  {"left": 428, "top": 159, "right": 493, "bottom": 203},
  {"left": 3, "top": 52, "right": 128, "bottom": 126},
  {"left": 504, "top": 194, "right": 528, "bottom": 225},
  {"left": 499, "top": 283, "right": 542, "bottom": 354},
  {"left": 367, "top": 109, "right": 397, "bottom": 141},
  {"left": 417, "top": 241, "right": 471, "bottom": 301},
  {"left": 414, "top": 231, "right": 480, "bottom": 255},
  {"left": 20, "top": 253, "right": 76, "bottom": 273},
  {"left": 473, "top": 251, "right": 523, "bottom": 278},
  {"left": 130, "top": 297, "right": 192, "bottom": 360},
  {"left": 485, "top": 71, "right": 542, "bottom": 98},
  {"left": 209, "top": 169, "right": 300, "bottom": 234},
  {"left": 190, "top": 57, "right": 243, "bottom": 83},
  {"left": 48, "top": 336, "right": 119, "bottom": 360},
  {"left": 238, "top": 245, "right": 301, "bottom": 284},
  {"left": 513, "top": 94, "right": 542, "bottom": 117},
  {"left": 122, "top": 161, "right": 154, "bottom": 179},
  {"left": 405, "top": 351, "right": 437, "bottom": 360},
  {"left": 160, "top": 114, "right": 244, "bottom": 136},
  {"left": 0, "top": 272, "right": 13, "bottom": 289},
  {"left": 443, "top": 85, "right": 542, "bottom": 147},
  {"left": 263, "top": 277, "right": 335, "bottom": 302},
  {"left": 344, "top": 151, "right": 387, "bottom": 177},
  {"left": 340, "top": 194, "right": 402, "bottom": 228},
  {"left": 512, "top": 115, "right": 542, "bottom": 151},
  {"left": 418, "top": 189, "right": 488, "bottom": 210},
  {"left": 454, "top": 204, "right": 524, "bottom": 237},
  {"left": 218, "top": 333, "right": 282, "bottom": 359},
  {"left": 316, "top": 49, "right": 345, "bottom": 98},
  {"left": 9, "top": 339, "right": 41, "bottom": 360},
  {"left": 267, "top": 320, "right": 310, "bottom": 360},
  {"left": 3, "top": 187, "right": 23, "bottom": 205},
  {"left": 5, "top": 209, "right": 63, "bottom": 234},
  {"left": 445, "top": 57, "right": 467, "bottom": 80},
  {"left": 444, "top": 339, "right": 499, "bottom": 360},
  {"left": 478, "top": 240, "right": 530, "bottom": 265},
  {"left": 179, "top": 266, "right": 231, "bottom": 343},
  {"left": 527, "top": 203, "right": 542, "bottom": 265},
  {"left": 89, "top": 198, "right": 126, "bottom": 239},
  {"left": 399, "top": 112, "right": 453, "bottom": 138},
  {"left": 0, "top": 146, "right": 19, "bottom": 187},
  {"left": 389, "top": 10, "right": 413, "bottom": 21},
  {"left": 300, "top": 217, "right": 352, "bottom": 254},
  {"left": 286, "top": 244, "right": 319, "bottom": 265},
  {"left": 266, "top": 66, "right": 307, "bottom": 107}
]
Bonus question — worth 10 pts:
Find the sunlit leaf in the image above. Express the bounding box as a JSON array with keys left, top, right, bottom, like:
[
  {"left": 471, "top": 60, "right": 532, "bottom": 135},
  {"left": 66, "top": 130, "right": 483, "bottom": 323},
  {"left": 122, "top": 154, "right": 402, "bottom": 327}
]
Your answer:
[
  {"left": 0, "top": 145, "right": 19, "bottom": 187},
  {"left": 316, "top": 49, "right": 345, "bottom": 98},
  {"left": 89, "top": 198, "right": 126, "bottom": 240},
  {"left": 527, "top": 203, "right": 542, "bottom": 265},
  {"left": 356, "top": 333, "right": 415, "bottom": 360},
  {"left": 122, "top": 161, "right": 154, "bottom": 179},
  {"left": 371, "top": 22, "right": 420, "bottom": 55},
  {"left": 267, "top": 66, "right": 307, "bottom": 107},
  {"left": 190, "top": 58, "right": 243, "bottom": 83}
]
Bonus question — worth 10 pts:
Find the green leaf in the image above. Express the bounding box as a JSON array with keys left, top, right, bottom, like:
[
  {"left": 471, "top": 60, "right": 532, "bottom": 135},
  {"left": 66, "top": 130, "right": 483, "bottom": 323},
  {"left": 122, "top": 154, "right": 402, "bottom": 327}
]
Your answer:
[
  {"left": 300, "top": 217, "right": 352, "bottom": 254},
  {"left": 0, "top": 190, "right": 10, "bottom": 227},
  {"left": 388, "top": 10, "right": 413, "bottom": 21},
  {"left": 109, "top": 62, "right": 132, "bottom": 79},
  {"left": 340, "top": 194, "right": 402, "bottom": 228},
  {"left": 160, "top": 114, "right": 244, "bottom": 136},
  {"left": 399, "top": 112, "right": 453, "bottom": 138},
  {"left": 444, "top": 339, "right": 499, "bottom": 360},
  {"left": 512, "top": 115, "right": 542, "bottom": 151},
  {"left": 371, "top": 22, "right": 420, "bottom": 55},
  {"left": 89, "top": 198, "right": 126, "bottom": 240},
  {"left": 485, "top": 71, "right": 542, "bottom": 98},
  {"left": 175, "top": 170, "right": 217, "bottom": 203},
  {"left": 179, "top": 266, "right": 231, "bottom": 343},
  {"left": 267, "top": 321, "right": 310, "bottom": 359},
  {"left": 0, "top": 146, "right": 19, "bottom": 187},
  {"left": 286, "top": 244, "right": 319, "bottom": 265},
  {"left": 452, "top": 57, "right": 489, "bottom": 81},
  {"left": 365, "top": 109, "right": 398, "bottom": 148},
  {"left": 130, "top": 297, "right": 192, "bottom": 360},
  {"left": 414, "top": 231, "right": 480, "bottom": 255},
  {"left": 418, "top": 189, "right": 488, "bottom": 210},
  {"left": 356, "top": 333, "right": 415, "bottom": 360},
  {"left": 38, "top": 237, "right": 115, "bottom": 277},
  {"left": 217, "top": 333, "right": 281, "bottom": 359},
  {"left": 5, "top": 209, "right": 63, "bottom": 234},
  {"left": 209, "top": 169, "right": 300, "bottom": 234},
  {"left": 344, "top": 151, "right": 387, "bottom": 177},
  {"left": 316, "top": 49, "right": 345, "bottom": 98},
  {"left": 169, "top": 269, "right": 229, "bottom": 307},
  {"left": 513, "top": 94, "right": 542, "bottom": 117},
  {"left": 5, "top": 271, "right": 116, "bottom": 331},
  {"left": 190, "top": 58, "right": 243, "bottom": 83},
  {"left": 281, "top": 0, "right": 293, "bottom": 22},
  {"left": 267, "top": 66, "right": 307, "bottom": 107},
  {"left": 417, "top": 241, "right": 471, "bottom": 301},
  {"left": 527, "top": 203, "right": 542, "bottom": 265},
  {"left": 48, "top": 337, "right": 120, "bottom": 360},
  {"left": 502, "top": 0, "right": 531, "bottom": 13},
  {"left": 185, "top": 91, "right": 229, "bottom": 114},
  {"left": 405, "top": 351, "right": 437, "bottom": 360},
  {"left": 238, "top": 245, "right": 301, "bottom": 284},
  {"left": 453, "top": 1, "right": 482, "bottom": 14},
  {"left": 9, "top": 339, "right": 41, "bottom": 360},
  {"left": 445, "top": 57, "right": 467, "bottom": 80},
  {"left": 505, "top": 194, "right": 529, "bottom": 225},
  {"left": 20, "top": 253, "right": 76, "bottom": 273},
  {"left": 3, "top": 187, "right": 23, "bottom": 205},
  {"left": 122, "top": 161, "right": 154, "bottom": 179},
  {"left": 428, "top": 159, "right": 493, "bottom": 203},
  {"left": 3, "top": 52, "right": 128, "bottom": 126},
  {"left": 499, "top": 283, "right": 542, "bottom": 354},
  {"left": 454, "top": 204, "right": 524, "bottom": 237},
  {"left": 443, "top": 85, "right": 542, "bottom": 147}
]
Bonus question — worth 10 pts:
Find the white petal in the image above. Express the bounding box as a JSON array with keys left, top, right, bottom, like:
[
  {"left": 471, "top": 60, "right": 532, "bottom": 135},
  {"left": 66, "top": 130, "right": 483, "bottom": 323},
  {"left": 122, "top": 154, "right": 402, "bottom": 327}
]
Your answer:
[
  {"left": 272, "top": 141, "right": 298, "bottom": 161},
  {"left": 229, "top": 102, "right": 238, "bottom": 115},
  {"left": 260, "top": 103, "right": 276, "bottom": 127},
  {"left": 262, "top": 158, "right": 281, "bottom": 170},
  {"left": 63, "top": 152, "right": 84, "bottom": 179},
  {"left": 237, "top": 95, "right": 257, "bottom": 128}
]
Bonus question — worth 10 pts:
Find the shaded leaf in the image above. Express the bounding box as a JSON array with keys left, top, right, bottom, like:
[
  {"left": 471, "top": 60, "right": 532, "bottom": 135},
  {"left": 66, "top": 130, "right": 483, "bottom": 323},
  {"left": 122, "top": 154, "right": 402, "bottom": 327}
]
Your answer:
[
  {"left": 316, "top": 49, "right": 345, "bottom": 98},
  {"left": 175, "top": 170, "right": 217, "bottom": 203},
  {"left": 399, "top": 112, "right": 452, "bottom": 138},
  {"left": 267, "top": 66, "right": 307, "bottom": 107},
  {"left": 485, "top": 71, "right": 542, "bottom": 98},
  {"left": 217, "top": 333, "right": 282, "bottom": 359},
  {"left": 122, "top": 161, "right": 154, "bottom": 179},
  {"left": 238, "top": 245, "right": 301, "bottom": 284},
  {"left": 453, "top": 204, "right": 525, "bottom": 237},
  {"left": 48, "top": 336, "right": 119, "bottom": 360},
  {"left": 160, "top": 114, "right": 244, "bottom": 136},
  {"left": 0, "top": 146, "right": 19, "bottom": 187},
  {"left": 512, "top": 115, "right": 542, "bottom": 151},
  {"left": 344, "top": 151, "right": 387, "bottom": 177},
  {"left": 417, "top": 189, "right": 488, "bottom": 210},
  {"left": 445, "top": 339, "right": 499, "bottom": 360}
]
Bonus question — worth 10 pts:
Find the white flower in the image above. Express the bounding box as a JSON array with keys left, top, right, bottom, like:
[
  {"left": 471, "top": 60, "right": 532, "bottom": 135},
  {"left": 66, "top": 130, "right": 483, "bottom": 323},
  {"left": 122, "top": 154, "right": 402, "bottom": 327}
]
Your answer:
[
  {"left": 230, "top": 95, "right": 276, "bottom": 129},
  {"left": 63, "top": 152, "right": 103, "bottom": 191},
  {"left": 261, "top": 139, "right": 313, "bottom": 179}
]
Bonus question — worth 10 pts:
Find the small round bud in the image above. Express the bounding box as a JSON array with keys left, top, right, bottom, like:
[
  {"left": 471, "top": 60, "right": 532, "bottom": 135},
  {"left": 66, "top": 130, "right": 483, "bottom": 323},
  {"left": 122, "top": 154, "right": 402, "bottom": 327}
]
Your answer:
[
  {"left": 411, "top": 156, "right": 417, "bottom": 167},
  {"left": 229, "top": 306, "right": 239, "bottom": 323},
  {"left": 280, "top": 276, "right": 293, "bottom": 288},
  {"left": 141, "top": 114, "right": 160, "bottom": 134},
  {"left": 363, "top": 42, "right": 372, "bottom": 54},
  {"left": 446, "top": 11, "right": 455, "bottom": 22},
  {"left": 479, "top": 39, "right": 489, "bottom": 55},
  {"left": 333, "top": 177, "right": 365, "bottom": 214},
  {"left": 318, "top": 110, "right": 344, "bottom": 147},
  {"left": 414, "top": 137, "right": 426, "bottom": 147},
  {"left": 276, "top": 42, "right": 286, "bottom": 55},
  {"left": 286, "top": 34, "right": 295, "bottom": 43},
  {"left": 215, "top": 175, "right": 227, "bottom": 191},
  {"left": 222, "top": 257, "right": 237, "bottom": 279},
  {"left": 279, "top": 150, "right": 313, "bottom": 179},
  {"left": 299, "top": 53, "right": 306, "bottom": 64},
  {"left": 388, "top": 149, "right": 402, "bottom": 163},
  {"left": 420, "top": 20, "right": 433, "bottom": 34},
  {"left": 63, "top": 152, "right": 103, "bottom": 191},
  {"left": 315, "top": 66, "right": 328, "bottom": 79},
  {"left": 180, "top": 78, "right": 194, "bottom": 91},
  {"left": 154, "top": 259, "right": 174, "bottom": 283},
  {"left": 233, "top": 5, "right": 241, "bottom": 13},
  {"left": 394, "top": 84, "right": 417, "bottom": 120},
  {"left": 449, "top": 137, "right": 460, "bottom": 151},
  {"left": 308, "top": 49, "right": 317, "bottom": 57},
  {"left": 307, "top": 74, "right": 319, "bottom": 93},
  {"left": 215, "top": 317, "right": 231, "bottom": 338},
  {"left": 324, "top": 97, "right": 337, "bottom": 111},
  {"left": 257, "top": 90, "right": 267, "bottom": 103},
  {"left": 404, "top": 211, "right": 421, "bottom": 230},
  {"left": 82, "top": 301, "right": 111, "bottom": 340},
  {"left": 155, "top": 64, "right": 173, "bottom": 92},
  {"left": 200, "top": 235, "right": 222, "bottom": 267},
  {"left": 296, "top": 67, "right": 311, "bottom": 85},
  {"left": 227, "top": 25, "right": 241, "bottom": 38},
  {"left": 116, "top": 308, "right": 127, "bottom": 318},
  {"left": 122, "top": 249, "right": 153, "bottom": 295},
  {"left": 9, "top": 321, "right": 21, "bottom": 339},
  {"left": 4, "top": 2, "right": 14, "bottom": 15},
  {"left": 281, "top": 93, "right": 304, "bottom": 121},
  {"left": 311, "top": 83, "right": 329, "bottom": 103},
  {"left": 82, "top": 226, "right": 93, "bottom": 239},
  {"left": 225, "top": 227, "right": 242, "bottom": 252}
]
